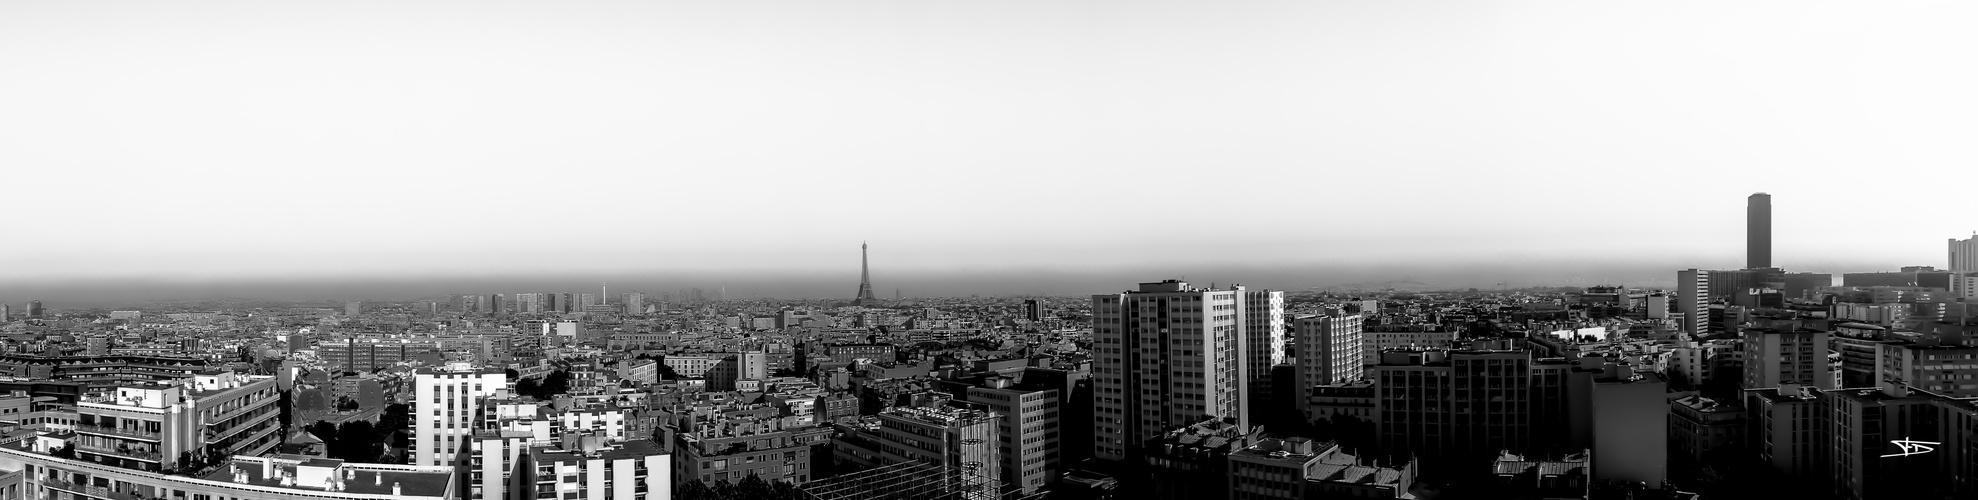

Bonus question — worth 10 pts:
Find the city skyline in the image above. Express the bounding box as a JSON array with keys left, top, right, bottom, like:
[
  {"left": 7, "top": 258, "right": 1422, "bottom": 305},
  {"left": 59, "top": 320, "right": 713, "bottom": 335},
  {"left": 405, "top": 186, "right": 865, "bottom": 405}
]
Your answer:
[
  {"left": 0, "top": 249, "right": 1962, "bottom": 308},
  {"left": 4, "top": 1, "right": 1977, "bottom": 295},
  {"left": 7, "top": 2, "right": 1978, "bottom": 499},
  {"left": 4, "top": 215, "right": 1975, "bottom": 307}
]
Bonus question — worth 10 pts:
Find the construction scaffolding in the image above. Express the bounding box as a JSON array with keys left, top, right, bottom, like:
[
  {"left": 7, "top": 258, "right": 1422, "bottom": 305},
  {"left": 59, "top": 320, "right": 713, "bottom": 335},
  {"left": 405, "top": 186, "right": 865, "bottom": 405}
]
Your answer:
[{"left": 797, "top": 461, "right": 1049, "bottom": 500}]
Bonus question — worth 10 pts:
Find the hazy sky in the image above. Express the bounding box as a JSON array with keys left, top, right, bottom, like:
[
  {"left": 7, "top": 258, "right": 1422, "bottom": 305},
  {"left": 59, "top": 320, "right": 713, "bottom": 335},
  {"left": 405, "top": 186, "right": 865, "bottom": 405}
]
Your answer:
[{"left": 4, "top": 1, "right": 1976, "bottom": 303}]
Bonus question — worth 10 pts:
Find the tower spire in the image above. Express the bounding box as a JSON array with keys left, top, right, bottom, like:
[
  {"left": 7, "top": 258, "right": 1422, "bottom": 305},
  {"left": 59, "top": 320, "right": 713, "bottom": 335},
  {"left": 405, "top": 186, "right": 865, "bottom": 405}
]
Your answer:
[{"left": 856, "top": 242, "right": 877, "bottom": 304}]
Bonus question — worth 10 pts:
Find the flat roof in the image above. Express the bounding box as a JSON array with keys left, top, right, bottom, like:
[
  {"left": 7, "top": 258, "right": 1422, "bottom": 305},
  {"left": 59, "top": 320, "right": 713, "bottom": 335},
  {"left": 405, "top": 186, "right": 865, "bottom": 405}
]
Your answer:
[
  {"left": 205, "top": 460, "right": 453, "bottom": 497},
  {"left": 531, "top": 438, "right": 667, "bottom": 461},
  {"left": 413, "top": 367, "right": 507, "bottom": 375},
  {"left": 1231, "top": 447, "right": 1319, "bottom": 465}
]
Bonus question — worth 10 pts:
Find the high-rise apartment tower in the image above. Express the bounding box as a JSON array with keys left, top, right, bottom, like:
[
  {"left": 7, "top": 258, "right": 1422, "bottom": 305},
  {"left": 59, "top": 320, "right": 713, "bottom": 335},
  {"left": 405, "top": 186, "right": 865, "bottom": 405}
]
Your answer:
[
  {"left": 1749, "top": 193, "right": 1771, "bottom": 269},
  {"left": 1089, "top": 280, "right": 1254, "bottom": 463},
  {"left": 1953, "top": 234, "right": 1978, "bottom": 274}
]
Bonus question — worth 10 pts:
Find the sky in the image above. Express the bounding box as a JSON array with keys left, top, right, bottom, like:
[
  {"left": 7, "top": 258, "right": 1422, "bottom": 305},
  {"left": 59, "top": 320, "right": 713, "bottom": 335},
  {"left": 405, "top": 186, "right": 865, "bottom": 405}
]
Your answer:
[{"left": 3, "top": 1, "right": 1976, "bottom": 304}]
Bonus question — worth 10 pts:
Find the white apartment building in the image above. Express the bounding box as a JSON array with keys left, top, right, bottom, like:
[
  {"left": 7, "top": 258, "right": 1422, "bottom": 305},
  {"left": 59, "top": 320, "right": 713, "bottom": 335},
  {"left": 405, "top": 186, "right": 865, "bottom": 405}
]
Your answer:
[
  {"left": 74, "top": 370, "right": 281, "bottom": 472},
  {"left": 413, "top": 365, "right": 508, "bottom": 467},
  {"left": 530, "top": 437, "right": 672, "bottom": 500}
]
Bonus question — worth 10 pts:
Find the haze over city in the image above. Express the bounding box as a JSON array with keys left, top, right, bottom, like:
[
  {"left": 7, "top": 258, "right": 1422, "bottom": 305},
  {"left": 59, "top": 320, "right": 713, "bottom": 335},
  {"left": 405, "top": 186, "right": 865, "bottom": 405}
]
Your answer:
[
  {"left": 5, "top": 0, "right": 1975, "bottom": 304},
  {"left": 12, "top": 3, "right": 1978, "bottom": 500}
]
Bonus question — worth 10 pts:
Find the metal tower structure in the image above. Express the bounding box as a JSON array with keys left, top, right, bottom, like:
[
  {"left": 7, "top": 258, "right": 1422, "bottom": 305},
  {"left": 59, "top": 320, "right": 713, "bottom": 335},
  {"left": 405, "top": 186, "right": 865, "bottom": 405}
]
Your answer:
[{"left": 855, "top": 241, "right": 878, "bottom": 305}]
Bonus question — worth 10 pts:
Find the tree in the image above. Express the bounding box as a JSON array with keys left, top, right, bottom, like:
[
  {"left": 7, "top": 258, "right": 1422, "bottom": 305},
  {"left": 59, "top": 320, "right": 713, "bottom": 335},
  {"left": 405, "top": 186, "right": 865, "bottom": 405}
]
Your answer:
[
  {"left": 675, "top": 478, "right": 713, "bottom": 500},
  {"left": 278, "top": 390, "right": 294, "bottom": 438},
  {"left": 378, "top": 403, "right": 411, "bottom": 434},
  {"left": 334, "top": 420, "right": 379, "bottom": 463},
  {"left": 516, "top": 370, "right": 573, "bottom": 400},
  {"left": 307, "top": 421, "right": 338, "bottom": 444},
  {"left": 736, "top": 474, "right": 772, "bottom": 496},
  {"left": 539, "top": 370, "right": 571, "bottom": 397}
]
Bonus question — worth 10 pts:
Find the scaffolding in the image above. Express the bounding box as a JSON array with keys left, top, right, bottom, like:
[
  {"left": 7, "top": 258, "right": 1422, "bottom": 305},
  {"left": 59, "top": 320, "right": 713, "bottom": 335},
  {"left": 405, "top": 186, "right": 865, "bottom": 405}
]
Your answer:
[{"left": 797, "top": 461, "right": 1048, "bottom": 500}]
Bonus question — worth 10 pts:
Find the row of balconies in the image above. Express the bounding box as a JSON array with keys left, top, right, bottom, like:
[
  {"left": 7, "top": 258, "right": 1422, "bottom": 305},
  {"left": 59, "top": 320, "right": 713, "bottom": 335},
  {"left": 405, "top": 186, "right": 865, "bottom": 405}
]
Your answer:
[
  {"left": 76, "top": 423, "right": 161, "bottom": 440},
  {"left": 76, "top": 442, "right": 164, "bottom": 462}
]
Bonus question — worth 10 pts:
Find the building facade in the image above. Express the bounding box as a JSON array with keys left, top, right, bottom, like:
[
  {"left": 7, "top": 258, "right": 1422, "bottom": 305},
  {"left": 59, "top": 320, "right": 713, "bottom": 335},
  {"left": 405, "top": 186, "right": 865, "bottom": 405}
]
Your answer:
[
  {"left": 413, "top": 367, "right": 508, "bottom": 467},
  {"left": 1678, "top": 269, "right": 1710, "bottom": 335},
  {"left": 1240, "top": 290, "right": 1285, "bottom": 404},
  {"left": 829, "top": 403, "right": 1000, "bottom": 500},
  {"left": 75, "top": 370, "right": 281, "bottom": 472},
  {"left": 965, "top": 379, "right": 1059, "bottom": 494},
  {"left": 527, "top": 437, "right": 672, "bottom": 500},
  {"left": 1088, "top": 280, "right": 1254, "bottom": 462},
  {"left": 1295, "top": 314, "right": 1364, "bottom": 398},
  {"left": 1741, "top": 325, "right": 1834, "bottom": 391}
]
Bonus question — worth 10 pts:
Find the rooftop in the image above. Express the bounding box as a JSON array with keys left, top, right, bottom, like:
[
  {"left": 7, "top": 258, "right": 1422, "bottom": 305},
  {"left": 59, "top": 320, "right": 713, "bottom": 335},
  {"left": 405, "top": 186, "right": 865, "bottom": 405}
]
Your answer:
[
  {"left": 879, "top": 405, "right": 996, "bottom": 426},
  {"left": 204, "top": 458, "right": 453, "bottom": 497},
  {"left": 1309, "top": 464, "right": 1406, "bottom": 486},
  {"left": 1232, "top": 440, "right": 1325, "bottom": 465},
  {"left": 1672, "top": 395, "right": 1742, "bottom": 413},
  {"left": 1747, "top": 387, "right": 1821, "bottom": 402},
  {"left": 1493, "top": 451, "right": 1589, "bottom": 477},
  {"left": 531, "top": 438, "right": 668, "bottom": 462},
  {"left": 413, "top": 367, "right": 507, "bottom": 376}
]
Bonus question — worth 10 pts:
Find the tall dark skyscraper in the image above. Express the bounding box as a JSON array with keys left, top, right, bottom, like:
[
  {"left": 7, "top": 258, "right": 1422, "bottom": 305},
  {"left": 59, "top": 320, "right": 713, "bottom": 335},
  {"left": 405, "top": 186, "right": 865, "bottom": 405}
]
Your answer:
[
  {"left": 1748, "top": 192, "right": 1771, "bottom": 269},
  {"left": 26, "top": 300, "right": 43, "bottom": 318},
  {"left": 854, "top": 242, "right": 877, "bottom": 304}
]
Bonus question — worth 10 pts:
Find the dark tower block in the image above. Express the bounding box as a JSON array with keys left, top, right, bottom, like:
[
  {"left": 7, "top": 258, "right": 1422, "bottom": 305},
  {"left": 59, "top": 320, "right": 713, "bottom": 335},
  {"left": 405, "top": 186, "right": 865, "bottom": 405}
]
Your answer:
[{"left": 1748, "top": 193, "right": 1771, "bottom": 269}]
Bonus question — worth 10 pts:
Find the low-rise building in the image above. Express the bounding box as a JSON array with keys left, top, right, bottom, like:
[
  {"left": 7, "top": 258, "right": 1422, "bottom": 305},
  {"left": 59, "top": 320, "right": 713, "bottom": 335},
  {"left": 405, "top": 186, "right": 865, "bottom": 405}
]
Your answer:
[{"left": 0, "top": 443, "right": 459, "bottom": 500}]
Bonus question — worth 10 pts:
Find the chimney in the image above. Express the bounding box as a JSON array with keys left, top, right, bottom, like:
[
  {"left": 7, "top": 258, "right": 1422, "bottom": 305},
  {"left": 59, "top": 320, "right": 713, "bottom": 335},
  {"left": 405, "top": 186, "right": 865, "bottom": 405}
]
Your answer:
[
  {"left": 393, "top": 482, "right": 401, "bottom": 496},
  {"left": 262, "top": 458, "right": 273, "bottom": 479},
  {"left": 375, "top": 472, "right": 382, "bottom": 485}
]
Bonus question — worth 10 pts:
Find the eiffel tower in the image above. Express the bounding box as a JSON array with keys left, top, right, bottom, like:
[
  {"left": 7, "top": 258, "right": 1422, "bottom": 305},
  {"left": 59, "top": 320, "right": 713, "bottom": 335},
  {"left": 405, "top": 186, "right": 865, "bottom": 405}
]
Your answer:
[{"left": 854, "top": 242, "right": 878, "bottom": 306}]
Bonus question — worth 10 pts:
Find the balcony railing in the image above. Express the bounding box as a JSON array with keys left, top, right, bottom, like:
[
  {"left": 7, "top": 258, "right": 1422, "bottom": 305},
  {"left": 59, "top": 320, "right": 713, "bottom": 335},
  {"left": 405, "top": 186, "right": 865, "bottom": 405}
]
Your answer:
[
  {"left": 209, "top": 395, "right": 277, "bottom": 422},
  {"left": 41, "top": 477, "right": 116, "bottom": 498},
  {"left": 75, "top": 443, "right": 164, "bottom": 462},
  {"left": 74, "top": 425, "right": 161, "bottom": 440}
]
